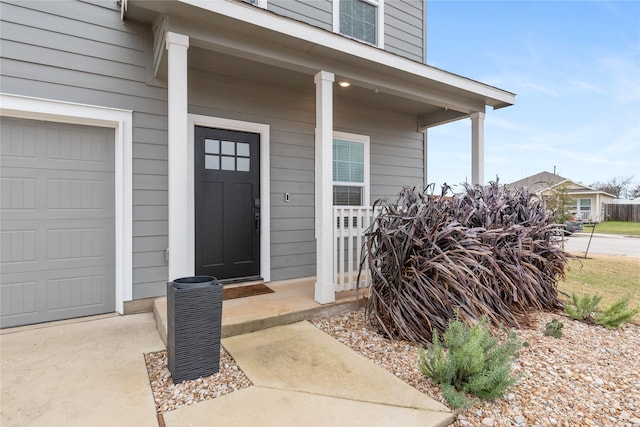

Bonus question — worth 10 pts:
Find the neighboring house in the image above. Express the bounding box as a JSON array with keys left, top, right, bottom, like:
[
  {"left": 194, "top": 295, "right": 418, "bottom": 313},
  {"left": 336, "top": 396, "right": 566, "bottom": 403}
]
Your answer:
[
  {"left": 504, "top": 171, "right": 615, "bottom": 222},
  {"left": 0, "top": 0, "right": 515, "bottom": 328}
]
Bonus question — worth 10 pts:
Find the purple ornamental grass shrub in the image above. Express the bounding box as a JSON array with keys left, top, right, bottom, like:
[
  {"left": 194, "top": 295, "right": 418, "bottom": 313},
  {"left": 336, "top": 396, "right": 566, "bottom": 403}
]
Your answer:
[{"left": 363, "top": 182, "right": 571, "bottom": 345}]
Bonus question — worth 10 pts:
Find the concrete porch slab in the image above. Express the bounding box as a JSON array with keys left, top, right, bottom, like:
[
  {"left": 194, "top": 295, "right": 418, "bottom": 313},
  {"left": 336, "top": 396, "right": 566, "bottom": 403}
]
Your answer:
[{"left": 154, "top": 277, "right": 362, "bottom": 345}]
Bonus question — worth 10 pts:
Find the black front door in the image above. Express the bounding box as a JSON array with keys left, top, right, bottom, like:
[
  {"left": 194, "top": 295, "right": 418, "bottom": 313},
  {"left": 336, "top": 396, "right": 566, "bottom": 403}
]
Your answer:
[{"left": 195, "top": 126, "right": 261, "bottom": 281}]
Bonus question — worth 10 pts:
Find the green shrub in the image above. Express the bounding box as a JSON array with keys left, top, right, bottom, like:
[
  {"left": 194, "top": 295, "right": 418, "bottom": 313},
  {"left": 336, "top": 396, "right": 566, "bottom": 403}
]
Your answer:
[
  {"left": 419, "top": 316, "right": 521, "bottom": 409},
  {"left": 544, "top": 318, "right": 564, "bottom": 338},
  {"left": 594, "top": 296, "right": 639, "bottom": 329},
  {"left": 565, "top": 293, "right": 602, "bottom": 320}
]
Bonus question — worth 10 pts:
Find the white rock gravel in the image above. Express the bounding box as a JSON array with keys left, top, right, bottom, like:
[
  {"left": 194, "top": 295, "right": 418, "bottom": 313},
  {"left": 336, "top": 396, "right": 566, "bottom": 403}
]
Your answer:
[
  {"left": 145, "top": 309, "right": 640, "bottom": 426},
  {"left": 144, "top": 349, "right": 251, "bottom": 414},
  {"left": 311, "top": 309, "right": 640, "bottom": 427}
]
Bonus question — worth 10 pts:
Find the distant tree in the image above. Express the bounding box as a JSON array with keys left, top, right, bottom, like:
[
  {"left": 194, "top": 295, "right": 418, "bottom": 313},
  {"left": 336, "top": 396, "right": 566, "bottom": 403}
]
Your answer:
[
  {"left": 590, "top": 176, "right": 634, "bottom": 198},
  {"left": 545, "top": 183, "right": 574, "bottom": 223},
  {"left": 630, "top": 184, "right": 640, "bottom": 200}
]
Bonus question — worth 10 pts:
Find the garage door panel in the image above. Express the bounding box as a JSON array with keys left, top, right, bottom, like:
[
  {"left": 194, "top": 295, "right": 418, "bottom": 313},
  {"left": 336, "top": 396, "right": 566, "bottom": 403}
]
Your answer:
[
  {"left": 0, "top": 176, "right": 37, "bottom": 210},
  {"left": 46, "top": 267, "right": 114, "bottom": 312},
  {"left": 1, "top": 280, "right": 37, "bottom": 317},
  {"left": 1, "top": 222, "right": 114, "bottom": 274},
  {"left": 1, "top": 118, "right": 114, "bottom": 169},
  {"left": 1, "top": 117, "right": 116, "bottom": 328},
  {"left": 1, "top": 171, "right": 114, "bottom": 221},
  {"left": 1, "top": 229, "right": 37, "bottom": 264},
  {"left": 1, "top": 262, "right": 115, "bottom": 328},
  {"left": 47, "top": 178, "right": 110, "bottom": 211},
  {"left": 0, "top": 121, "right": 38, "bottom": 160}
]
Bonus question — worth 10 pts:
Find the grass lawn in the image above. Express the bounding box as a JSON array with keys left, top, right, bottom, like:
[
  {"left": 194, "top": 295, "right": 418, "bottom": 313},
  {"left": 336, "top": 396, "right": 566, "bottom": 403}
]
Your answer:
[
  {"left": 559, "top": 254, "right": 640, "bottom": 323},
  {"left": 583, "top": 221, "right": 640, "bottom": 236}
]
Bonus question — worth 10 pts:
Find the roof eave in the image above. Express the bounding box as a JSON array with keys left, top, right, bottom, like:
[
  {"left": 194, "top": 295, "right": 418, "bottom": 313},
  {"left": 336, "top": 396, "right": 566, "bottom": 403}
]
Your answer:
[{"left": 133, "top": 0, "right": 515, "bottom": 110}]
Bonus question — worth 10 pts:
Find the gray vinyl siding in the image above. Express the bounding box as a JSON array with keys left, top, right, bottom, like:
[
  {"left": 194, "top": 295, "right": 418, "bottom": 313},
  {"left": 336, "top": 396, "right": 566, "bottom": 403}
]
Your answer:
[
  {"left": 265, "top": 0, "right": 425, "bottom": 63},
  {"left": 384, "top": 0, "right": 425, "bottom": 62},
  {"left": 1, "top": 0, "right": 424, "bottom": 290},
  {"left": 334, "top": 100, "right": 424, "bottom": 203},
  {"left": 0, "top": 0, "right": 169, "bottom": 300},
  {"left": 189, "top": 69, "right": 423, "bottom": 281},
  {"left": 268, "top": 0, "right": 332, "bottom": 31}
]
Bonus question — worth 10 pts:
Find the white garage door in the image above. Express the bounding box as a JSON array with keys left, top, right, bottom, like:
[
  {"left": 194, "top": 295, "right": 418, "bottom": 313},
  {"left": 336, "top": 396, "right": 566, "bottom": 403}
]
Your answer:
[{"left": 1, "top": 117, "right": 116, "bottom": 328}]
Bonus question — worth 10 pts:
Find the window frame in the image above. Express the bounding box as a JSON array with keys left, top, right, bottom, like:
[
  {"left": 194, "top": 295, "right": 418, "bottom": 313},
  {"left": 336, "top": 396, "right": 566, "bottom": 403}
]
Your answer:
[
  {"left": 579, "top": 198, "right": 592, "bottom": 219},
  {"left": 244, "top": 0, "right": 267, "bottom": 9},
  {"left": 332, "top": 0, "right": 385, "bottom": 48},
  {"left": 332, "top": 131, "right": 370, "bottom": 206}
]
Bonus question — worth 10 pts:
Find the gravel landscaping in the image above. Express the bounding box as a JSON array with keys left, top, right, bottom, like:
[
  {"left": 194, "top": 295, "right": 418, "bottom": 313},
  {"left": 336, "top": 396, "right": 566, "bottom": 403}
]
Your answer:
[
  {"left": 145, "top": 349, "right": 251, "bottom": 414},
  {"left": 145, "top": 308, "right": 640, "bottom": 426},
  {"left": 312, "top": 309, "right": 640, "bottom": 427}
]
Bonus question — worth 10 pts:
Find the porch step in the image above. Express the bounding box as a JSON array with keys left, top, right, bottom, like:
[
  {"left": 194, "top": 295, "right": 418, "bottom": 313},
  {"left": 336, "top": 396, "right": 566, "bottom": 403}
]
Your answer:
[{"left": 153, "top": 277, "right": 362, "bottom": 347}]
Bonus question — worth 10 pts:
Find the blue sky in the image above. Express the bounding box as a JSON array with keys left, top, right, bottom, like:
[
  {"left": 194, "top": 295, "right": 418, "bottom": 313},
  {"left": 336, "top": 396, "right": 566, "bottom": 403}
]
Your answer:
[{"left": 426, "top": 0, "right": 640, "bottom": 192}]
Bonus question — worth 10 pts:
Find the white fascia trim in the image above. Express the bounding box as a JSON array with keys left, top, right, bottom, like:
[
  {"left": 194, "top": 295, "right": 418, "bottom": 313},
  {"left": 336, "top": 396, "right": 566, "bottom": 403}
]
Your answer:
[
  {"left": 187, "top": 114, "right": 271, "bottom": 282},
  {"left": 177, "top": 0, "right": 512, "bottom": 104},
  {"left": 0, "top": 93, "right": 133, "bottom": 314},
  {"left": 333, "top": 131, "right": 370, "bottom": 205}
]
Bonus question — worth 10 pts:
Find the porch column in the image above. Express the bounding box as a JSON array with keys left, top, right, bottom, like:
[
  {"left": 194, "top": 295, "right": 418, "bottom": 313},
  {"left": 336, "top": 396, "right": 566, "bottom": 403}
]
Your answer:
[
  {"left": 314, "top": 70, "right": 335, "bottom": 304},
  {"left": 166, "top": 32, "right": 190, "bottom": 281},
  {"left": 471, "top": 111, "right": 485, "bottom": 185}
]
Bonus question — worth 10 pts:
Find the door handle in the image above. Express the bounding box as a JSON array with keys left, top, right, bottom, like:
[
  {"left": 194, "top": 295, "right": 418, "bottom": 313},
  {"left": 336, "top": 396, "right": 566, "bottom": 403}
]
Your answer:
[{"left": 254, "top": 212, "right": 260, "bottom": 233}]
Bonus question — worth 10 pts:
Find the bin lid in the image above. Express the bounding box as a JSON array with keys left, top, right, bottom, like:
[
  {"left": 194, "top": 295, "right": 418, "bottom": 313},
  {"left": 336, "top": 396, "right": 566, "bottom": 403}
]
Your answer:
[{"left": 171, "top": 276, "right": 219, "bottom": 289}]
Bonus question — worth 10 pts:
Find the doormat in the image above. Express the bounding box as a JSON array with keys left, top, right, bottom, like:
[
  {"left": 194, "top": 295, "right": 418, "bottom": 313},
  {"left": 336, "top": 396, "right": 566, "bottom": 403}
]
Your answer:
[{"left": 223, "top": 283, "right": 274, "bottom": 301}]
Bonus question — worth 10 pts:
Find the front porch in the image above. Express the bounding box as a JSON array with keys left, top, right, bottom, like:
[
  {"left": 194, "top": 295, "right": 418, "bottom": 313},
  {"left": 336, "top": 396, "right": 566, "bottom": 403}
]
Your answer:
[
  {"left": 153, "top": 206, "right": 379, "bottom": 343},
  {"left": 153, "top": 277, "right": 363, "bottom": 346},
  {"left": 124, "top": 0, "right": 514, "bottom": 310}
]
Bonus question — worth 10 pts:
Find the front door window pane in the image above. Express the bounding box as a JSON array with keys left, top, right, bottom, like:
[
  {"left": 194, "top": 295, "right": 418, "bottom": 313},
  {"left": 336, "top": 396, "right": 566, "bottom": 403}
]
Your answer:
[
  {"left": 221, "top": 140, "right": 235, "bottom": 155},
  {"left": 237, "top": 157, "right": 250, "bottom": 172},
  {"left": 205, "top": 154, "right": 220, "bottom": 170},
  {"left": 221, "top": 156, "right": 235, "bottom": 170},
  {"left": 237, "top": 142, "right": 250, "bottom": 157},
  {"left": 205, "top": 139, "right": 220, "bottom": 154}
]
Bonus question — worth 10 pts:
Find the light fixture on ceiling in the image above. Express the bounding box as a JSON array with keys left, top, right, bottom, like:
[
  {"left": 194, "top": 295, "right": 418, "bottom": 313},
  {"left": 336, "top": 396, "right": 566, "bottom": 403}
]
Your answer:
[{"left": 338, "top": 81, "right": 351, "bottom": 88}]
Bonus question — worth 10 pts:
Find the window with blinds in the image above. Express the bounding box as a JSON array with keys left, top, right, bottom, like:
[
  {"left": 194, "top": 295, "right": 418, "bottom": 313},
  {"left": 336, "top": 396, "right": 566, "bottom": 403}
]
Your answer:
[
  {"left": 333, "top": 136, "right": 368, "bottom": 206},
  {"left": 338, "top": 0, "right": 380, "bottom": 45}
]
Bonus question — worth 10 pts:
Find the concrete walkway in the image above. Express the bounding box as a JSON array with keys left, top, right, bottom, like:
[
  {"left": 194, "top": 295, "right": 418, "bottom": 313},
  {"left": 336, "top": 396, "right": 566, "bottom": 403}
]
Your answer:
[
  {"left": 164, "top": 321, "right": 453, "bottom": 427},
  {"left": 1, "top": 315, "right": 453, "bottom": 427},
  {"left": 0, "top": 313, "right": 164, "bottom": 427}
]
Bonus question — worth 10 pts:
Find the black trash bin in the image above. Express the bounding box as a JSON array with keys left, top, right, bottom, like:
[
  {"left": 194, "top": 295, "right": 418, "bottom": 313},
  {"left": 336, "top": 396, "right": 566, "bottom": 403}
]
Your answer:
[{"left": 167, "top": 276, "right": 223, "bottom": 384}]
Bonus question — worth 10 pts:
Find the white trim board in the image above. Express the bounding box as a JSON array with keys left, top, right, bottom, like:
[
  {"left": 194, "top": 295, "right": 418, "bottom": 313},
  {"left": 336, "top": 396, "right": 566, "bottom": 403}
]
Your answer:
[
  {"left": 187, "top": 114, "right": 271, "bottom": 282},
  {"left": 0, "top": 93, "right": 133, "bottom": 314}
]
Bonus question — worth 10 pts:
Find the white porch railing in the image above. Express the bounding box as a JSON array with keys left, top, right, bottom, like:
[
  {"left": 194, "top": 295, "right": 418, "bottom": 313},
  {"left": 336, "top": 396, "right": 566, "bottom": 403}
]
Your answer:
[{"left": 332, "top": 206, "right": 381, "bottom": 291}]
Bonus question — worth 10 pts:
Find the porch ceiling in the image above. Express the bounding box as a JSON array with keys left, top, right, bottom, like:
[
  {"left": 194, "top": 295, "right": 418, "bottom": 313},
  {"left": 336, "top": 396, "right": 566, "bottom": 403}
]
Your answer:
[
  {"left": 187, "top": 47, "right": 443, "bottom": 118},
  {"left": 126, "top": 0, "right": 515, "bottom": 128}
]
